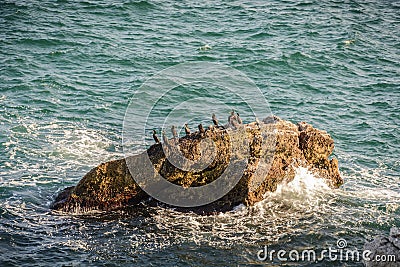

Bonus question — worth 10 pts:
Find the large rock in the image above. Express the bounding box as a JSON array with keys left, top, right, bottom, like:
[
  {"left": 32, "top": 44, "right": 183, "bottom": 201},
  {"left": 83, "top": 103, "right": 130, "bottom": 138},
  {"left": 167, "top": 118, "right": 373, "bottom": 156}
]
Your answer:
[
  {"left": 364, "top": 227, "right": 400, "bottom": 267},
  {"left": 51, "top": 117, "right": 343, "bottom": 213}
]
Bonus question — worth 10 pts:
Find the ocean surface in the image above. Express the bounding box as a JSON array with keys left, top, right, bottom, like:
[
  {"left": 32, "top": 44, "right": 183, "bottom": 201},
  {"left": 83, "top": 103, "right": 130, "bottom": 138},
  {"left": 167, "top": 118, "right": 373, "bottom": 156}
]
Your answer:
[{"left": 0, "top": 0, "right": 399, "bottom": 266}]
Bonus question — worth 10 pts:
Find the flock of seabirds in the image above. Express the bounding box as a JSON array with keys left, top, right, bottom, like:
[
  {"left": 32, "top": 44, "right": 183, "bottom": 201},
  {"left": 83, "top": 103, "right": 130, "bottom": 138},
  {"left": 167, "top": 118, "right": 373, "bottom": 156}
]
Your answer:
[{"left": 152, "top": 110, "right": 246, "bottom": 144}]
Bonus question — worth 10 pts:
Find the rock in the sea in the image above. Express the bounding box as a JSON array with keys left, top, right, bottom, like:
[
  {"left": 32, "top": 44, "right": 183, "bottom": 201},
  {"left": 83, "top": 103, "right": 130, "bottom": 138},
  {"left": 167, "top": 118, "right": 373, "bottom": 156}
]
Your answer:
[
  {"left": 364, "top": 228, "right": 400, "bottom": 267},
  {"left": 51, "top": 117, "right": 343, "bottom": 213}
]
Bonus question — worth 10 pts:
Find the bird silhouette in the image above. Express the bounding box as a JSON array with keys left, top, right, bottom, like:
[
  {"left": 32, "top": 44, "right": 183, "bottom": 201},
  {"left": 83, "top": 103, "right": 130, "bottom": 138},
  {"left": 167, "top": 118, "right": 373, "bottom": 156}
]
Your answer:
[
  {"left": 171, "top": 125, "right": 178, "bottom": 139},
  {"left": 255, "top": 117, "right": 261, "bottom": 129},
  {"left": 184, "top": 123, "right": 191, "bottom": 135},
  {"left": 228, "top": 110, "right": 236, "bottom": 124},
  {"left": 162, "top": 130, "right": 168, "bottom": 144},
  {"left": 236, "top": 112, "right": 242, "bottom": 124},
  {"left": 228, "top": 110, "right": 240, "bottom": 129},
  {"left": 198, "top": 123, "right": 205, "bottom": 134},
  {"left": 212, "top": 113, "right": 219, "bottom": 127},
  {"left": 152, "top": 130, "right": 160, "bottom": 144}
]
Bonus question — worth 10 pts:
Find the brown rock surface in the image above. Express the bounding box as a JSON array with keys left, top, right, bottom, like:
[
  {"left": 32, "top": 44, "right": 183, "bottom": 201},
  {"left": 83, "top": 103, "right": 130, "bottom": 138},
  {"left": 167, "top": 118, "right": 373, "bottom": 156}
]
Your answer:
[{"left": 51, "top": 117, "right": 343, "bottom": 213}]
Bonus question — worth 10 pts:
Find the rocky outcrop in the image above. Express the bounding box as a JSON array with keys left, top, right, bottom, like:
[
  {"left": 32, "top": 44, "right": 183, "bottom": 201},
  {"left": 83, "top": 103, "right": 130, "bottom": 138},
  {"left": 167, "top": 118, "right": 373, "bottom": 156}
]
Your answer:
[{"left": 51, "top": 117, "right": 343, "bottom": 213}]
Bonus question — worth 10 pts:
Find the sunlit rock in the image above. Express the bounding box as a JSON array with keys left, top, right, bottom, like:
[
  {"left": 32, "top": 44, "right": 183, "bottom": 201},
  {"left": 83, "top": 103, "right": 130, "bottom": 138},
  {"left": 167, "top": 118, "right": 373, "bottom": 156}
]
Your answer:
[{"left": 51, "top": 117, "right": 343, "bottom": 213}]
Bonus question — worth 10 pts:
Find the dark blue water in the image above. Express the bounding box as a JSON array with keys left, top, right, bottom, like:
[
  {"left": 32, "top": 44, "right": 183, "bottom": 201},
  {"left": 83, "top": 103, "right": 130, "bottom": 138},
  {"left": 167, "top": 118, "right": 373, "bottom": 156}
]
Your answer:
[{"left": 1, "top": 0, "right": 399, "bottom": 266}]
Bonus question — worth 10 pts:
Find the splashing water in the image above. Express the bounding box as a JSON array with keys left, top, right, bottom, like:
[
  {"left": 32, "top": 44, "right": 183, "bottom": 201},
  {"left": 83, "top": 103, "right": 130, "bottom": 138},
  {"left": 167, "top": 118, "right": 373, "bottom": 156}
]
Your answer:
[{"left": 1, "top": 0, "right": 399, "bottom": 265}]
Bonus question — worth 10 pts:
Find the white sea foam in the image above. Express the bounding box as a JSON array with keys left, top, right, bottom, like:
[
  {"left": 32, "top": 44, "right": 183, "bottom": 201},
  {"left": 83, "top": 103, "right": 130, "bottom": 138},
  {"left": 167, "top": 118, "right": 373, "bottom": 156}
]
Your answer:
[
  {"left": 46, "top": 127, "right": 115, "bottom": 162},
  {"left": 273, "top": 166, "right": 330, "bottom": 195},
  {"left": 251, "top": 167, "right": 332, "bottom": 216},
  {"left": 141, "top": 167, "right": 336, "bottom": 251},
  {"left": 1, "top": 120, "right": 122, "bottom": 187}
]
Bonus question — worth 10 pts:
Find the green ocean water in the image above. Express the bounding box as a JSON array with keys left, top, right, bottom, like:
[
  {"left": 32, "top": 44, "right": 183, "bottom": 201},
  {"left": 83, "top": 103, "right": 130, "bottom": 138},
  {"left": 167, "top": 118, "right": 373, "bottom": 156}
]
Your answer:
[{"left": 0, "top": 0, "right": 399, "bottom": 266}]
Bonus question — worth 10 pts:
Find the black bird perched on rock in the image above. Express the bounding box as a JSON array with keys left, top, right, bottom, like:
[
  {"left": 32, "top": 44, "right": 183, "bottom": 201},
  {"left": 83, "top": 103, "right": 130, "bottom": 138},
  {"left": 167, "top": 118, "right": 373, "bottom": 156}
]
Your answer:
[
  {"left": 184, "top": 123, "right": 191, "bottom": 135},
  {"left": 228, "top": 110, "right": 236, "bottom": 124},
  {"left": 152, "top": 130, "right": 160, "bottom": 144},
  {"left": 228, "top": 110, "right": 240, "bottom": 129},
  {"left": 236, "top": 112, "right": 242, "bottom": 124},
  {"left": 212, "top": 113, "right": 219, "bottom": 127},
  {"left": 262, "top": 115, "right": 281, "bottom": 124},
  {"left": 255, "top": 117, "right": 261, "bottom": 129},
  {"left": 162, "top": 130, "right": 168, "bottom": 144},
  {"left": 171, "top": 125, "right": 178, "bottom": 139},
  {"left": 198, "top": 123, "right": 205, "bottom": 134}
]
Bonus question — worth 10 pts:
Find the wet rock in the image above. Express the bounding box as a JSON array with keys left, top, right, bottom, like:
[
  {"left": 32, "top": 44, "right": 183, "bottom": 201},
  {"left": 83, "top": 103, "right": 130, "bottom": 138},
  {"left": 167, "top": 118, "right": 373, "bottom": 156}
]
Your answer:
[
  {"left": 51, "top": 117, "right": 343, "bottom": 213},
  {"left": 364, "top": 228, "right": 400, "bottom": 267}
]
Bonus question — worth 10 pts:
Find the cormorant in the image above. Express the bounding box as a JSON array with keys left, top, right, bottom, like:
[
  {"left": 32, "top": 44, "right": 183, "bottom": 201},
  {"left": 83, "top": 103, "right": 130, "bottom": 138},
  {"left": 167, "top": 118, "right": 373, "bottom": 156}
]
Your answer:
[
  {"left": 198, "top": 123, "right": 205, "bottom": 134},
  {"left": 184, "top": 123, "right": 191, "bottom": 135},
  {"left": 228, "top": 110, "right": 240, "bottom": 129},
  {"left": 255, "top": 117, "right": 261, "bottom": 129},
  {"left": 152, "top": 130, "right": 160, "bottom": 144},
  {"left": 171, "top": 125, "right": 178, "bottom": 139},
  {"left": 228, "top": 110, "right": 236, "bottom": 125},
  {"left": 162, "top": 130, "right": 168, "bottom": 144},
  {"left": 212, "top": 113, "right": 219, "bottom": 127},
  {"left": 236, "top": 112, "right": 243, "bottom": 124}
]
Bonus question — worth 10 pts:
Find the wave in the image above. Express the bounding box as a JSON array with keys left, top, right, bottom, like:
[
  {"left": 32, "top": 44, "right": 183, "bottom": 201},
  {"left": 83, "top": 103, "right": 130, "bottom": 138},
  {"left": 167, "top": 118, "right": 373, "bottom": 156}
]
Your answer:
[{"left": 1, "top": 119, "right": 122, "bottom": 188}]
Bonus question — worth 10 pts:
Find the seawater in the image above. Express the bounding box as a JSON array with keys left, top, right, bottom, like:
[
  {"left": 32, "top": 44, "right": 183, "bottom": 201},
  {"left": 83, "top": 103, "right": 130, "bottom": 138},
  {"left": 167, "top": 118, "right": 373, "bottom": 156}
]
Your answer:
[{"left": 0, "top": 0, "right": 399, "bottom": 266}]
